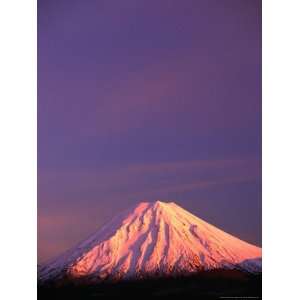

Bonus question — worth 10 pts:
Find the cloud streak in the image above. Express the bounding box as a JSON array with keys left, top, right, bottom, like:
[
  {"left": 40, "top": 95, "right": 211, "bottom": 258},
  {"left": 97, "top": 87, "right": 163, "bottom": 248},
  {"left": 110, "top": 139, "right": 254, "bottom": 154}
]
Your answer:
[{"left": 38, "top": 157, "right": 261, "bottom": 262}]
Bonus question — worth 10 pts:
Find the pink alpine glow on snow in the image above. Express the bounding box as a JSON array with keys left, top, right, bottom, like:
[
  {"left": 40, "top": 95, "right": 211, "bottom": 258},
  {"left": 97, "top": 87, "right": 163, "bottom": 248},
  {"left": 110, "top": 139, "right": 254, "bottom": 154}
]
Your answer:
[{"left": 39, "top": 201, "right": 261, "bottom": 282}]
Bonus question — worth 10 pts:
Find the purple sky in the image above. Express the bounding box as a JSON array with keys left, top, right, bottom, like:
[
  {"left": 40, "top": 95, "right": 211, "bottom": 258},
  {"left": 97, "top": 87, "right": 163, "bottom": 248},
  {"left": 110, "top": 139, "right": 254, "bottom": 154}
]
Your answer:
[{"left": 38, "top": 0, "right": 261, "bottom": 263}]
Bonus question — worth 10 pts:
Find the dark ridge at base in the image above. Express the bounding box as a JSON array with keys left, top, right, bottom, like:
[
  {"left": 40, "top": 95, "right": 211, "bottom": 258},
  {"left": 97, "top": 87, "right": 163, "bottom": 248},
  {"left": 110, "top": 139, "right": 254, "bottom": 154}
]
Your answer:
[{"left": 38, "top": 269, "right": 262, "bottom": 299}]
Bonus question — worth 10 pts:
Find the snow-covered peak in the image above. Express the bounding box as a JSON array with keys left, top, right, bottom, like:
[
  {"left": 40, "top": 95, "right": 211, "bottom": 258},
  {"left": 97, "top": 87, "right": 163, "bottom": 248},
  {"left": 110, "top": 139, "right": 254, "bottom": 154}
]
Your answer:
[{"left": 39, "top": 201, "right": 261, "bottom": 282}]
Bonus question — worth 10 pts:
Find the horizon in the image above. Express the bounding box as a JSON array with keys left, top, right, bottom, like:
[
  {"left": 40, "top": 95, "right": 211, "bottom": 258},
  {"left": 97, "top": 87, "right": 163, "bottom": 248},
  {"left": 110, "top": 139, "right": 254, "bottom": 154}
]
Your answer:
[
  {"left": 38, "top": 0, "right": 261, "bottom": 263},
  {"left": 39, "top": 198, "right": 261, "bottom": 282}
]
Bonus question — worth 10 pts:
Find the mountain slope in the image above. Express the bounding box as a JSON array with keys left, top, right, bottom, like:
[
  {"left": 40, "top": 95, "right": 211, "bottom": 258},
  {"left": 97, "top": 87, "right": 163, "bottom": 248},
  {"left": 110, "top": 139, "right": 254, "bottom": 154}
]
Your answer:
[{"left": 39, "top": 201, "right": 261, "bottom": 282}]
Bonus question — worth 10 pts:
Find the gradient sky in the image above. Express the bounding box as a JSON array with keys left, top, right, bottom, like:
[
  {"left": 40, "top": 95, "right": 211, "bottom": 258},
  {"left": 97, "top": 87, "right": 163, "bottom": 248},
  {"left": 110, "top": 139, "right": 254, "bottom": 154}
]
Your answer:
[{"left": 38, "top": 0, "right": 261, "bottom": 263}]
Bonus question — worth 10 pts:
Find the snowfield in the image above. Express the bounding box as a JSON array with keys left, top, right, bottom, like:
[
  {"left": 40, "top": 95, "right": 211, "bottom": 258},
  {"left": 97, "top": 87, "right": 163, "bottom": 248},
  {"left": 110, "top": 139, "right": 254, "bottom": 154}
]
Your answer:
[{"left": 39, "top": 201, "right": 261, "bottom": 282}]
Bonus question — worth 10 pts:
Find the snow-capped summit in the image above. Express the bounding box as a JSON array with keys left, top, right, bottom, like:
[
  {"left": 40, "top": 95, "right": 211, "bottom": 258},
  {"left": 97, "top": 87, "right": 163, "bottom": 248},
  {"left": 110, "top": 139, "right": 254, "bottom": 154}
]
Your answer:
[{"left": 38, "top": 201, "right": 261, "bottom": 282}]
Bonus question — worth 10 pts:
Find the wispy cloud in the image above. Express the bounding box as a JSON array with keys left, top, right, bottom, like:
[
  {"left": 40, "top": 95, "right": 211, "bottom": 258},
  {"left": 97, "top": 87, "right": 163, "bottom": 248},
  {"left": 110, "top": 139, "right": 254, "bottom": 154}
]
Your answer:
[
  {"left": 38, "top": 157, "right": 260, "bottom": 199},
  {"left": 38, "top": 157, "right": 261, "bottom": 262}
]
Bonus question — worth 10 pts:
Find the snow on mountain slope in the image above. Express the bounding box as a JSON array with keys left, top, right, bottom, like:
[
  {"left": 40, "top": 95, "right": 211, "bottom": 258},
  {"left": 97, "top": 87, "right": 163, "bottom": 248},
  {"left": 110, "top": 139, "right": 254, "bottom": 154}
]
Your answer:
[{"left": 38, "top": 201, "right": 261, "bottom": 282}]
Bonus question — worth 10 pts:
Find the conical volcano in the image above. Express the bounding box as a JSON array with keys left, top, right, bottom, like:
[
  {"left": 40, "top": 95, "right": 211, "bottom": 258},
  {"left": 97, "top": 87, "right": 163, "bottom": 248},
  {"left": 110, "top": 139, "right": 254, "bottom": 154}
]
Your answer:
[{"left": 39, "top": 201, "right": 261, "bottom": 282}]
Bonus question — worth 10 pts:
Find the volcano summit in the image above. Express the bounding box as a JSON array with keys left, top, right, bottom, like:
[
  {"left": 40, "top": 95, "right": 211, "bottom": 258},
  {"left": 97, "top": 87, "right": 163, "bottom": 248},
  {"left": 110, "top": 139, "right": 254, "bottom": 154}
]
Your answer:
[{"left": 39, "top": 201, "right": 261, "bottom": 283}]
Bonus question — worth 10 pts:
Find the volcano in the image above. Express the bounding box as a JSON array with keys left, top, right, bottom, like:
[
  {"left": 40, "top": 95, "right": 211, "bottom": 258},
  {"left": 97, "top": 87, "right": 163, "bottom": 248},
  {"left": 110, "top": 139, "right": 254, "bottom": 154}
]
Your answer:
[{"left": 38, "top": 201, "right": 261, "bottom": 283}]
